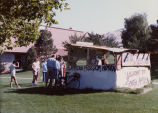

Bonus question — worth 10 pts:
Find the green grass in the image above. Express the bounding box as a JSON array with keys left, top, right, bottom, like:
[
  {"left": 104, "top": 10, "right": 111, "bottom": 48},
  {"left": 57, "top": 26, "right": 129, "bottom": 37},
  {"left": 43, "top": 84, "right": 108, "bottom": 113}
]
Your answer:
[
  {"left": 76, "top": 59, "right": 86, "bottom": 65},
  {"left": 1, "top": 71, "right": 158, "bottom": 113}
]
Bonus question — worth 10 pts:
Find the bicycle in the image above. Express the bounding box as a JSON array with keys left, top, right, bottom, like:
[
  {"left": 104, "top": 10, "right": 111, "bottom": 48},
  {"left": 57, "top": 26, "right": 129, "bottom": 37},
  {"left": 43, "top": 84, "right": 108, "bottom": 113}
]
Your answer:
[{"left": 58, "top": 72, "right": 80, "bottom": 89}]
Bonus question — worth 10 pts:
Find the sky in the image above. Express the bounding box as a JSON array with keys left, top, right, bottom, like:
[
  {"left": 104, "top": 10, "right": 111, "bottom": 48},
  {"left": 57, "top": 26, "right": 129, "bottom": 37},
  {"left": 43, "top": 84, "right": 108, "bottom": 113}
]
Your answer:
[{"left": 53, "top": 0, "right": 158, "bottom": 34}]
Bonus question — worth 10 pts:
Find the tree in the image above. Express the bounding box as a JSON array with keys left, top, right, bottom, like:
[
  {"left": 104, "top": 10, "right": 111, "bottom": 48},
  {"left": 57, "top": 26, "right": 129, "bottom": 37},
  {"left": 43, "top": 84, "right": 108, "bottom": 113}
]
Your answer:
[
  {"left": 102, "top": 36, "right": 120, "bottom": 47},
  {"left": 84, "top": 33, "right": 104, "bottom": 46},
  {"left": 24, "top": 47, "right": 37, "bottom": 70},
  {"left": 0, "top": 59, "right": 5, "bottom": 73},
  {"left": 148, "top": 21, "right": 158, "bottom": 52},
  {"left": 63, "top": 32, "right": 120, "bottom": 51},
  {"left": 35, "top": 30, "right": 57, "bottom": 57},
  {"left": 84, "top": 33, "right": 119, "bottom": 47},
  {"left": 0, "top": 0, "right": 68, "bottom": 51},
  {"left": 148, "top": 21, "right": 158, "bottom": 78},
  {"left": 121, "top": 13, "right": 151, "bottom": 51},
  {"left": 62, "top": 34, "right": 86, "bottom": 51}
]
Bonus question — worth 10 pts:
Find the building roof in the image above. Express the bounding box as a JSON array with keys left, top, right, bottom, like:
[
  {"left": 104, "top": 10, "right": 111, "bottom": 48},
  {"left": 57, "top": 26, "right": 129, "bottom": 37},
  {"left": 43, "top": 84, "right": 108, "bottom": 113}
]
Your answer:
[
  {"left": 70, "top": 42, "right": 138, "bottom": 53},
  {"left": 40, "top": 26, "right": 86, "bottom": 49},
  {"left": 2, "top": 26, "right": 86, "bottom": 55},
  {"left": 3, "top": 44, "right": 34, "bottom": 53}
]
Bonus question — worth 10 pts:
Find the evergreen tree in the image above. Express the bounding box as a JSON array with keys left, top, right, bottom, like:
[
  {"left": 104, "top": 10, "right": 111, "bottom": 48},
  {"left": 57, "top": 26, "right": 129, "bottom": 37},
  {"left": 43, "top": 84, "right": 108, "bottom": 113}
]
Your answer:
[
  {"left": 24, "top": 47, "right": 37, "bottom": 70},
  {"left": 148, "top": 21, "right": 158, "bottom": 52},
  {"left": 35, "top": 30, "right": 57, "bottom": 57},
  {"left": 121, "top": 13, "right": 151, "bottom": 51},
  {"left": 149, "top": 21, "right": 158, "bottom": 78}
]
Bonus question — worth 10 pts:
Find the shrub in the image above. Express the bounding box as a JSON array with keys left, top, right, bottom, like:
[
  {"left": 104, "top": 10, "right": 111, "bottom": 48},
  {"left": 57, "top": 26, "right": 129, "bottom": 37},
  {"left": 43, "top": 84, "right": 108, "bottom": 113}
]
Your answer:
[{"left": 0, "top": 59, "right": 5, "bottom": 73}]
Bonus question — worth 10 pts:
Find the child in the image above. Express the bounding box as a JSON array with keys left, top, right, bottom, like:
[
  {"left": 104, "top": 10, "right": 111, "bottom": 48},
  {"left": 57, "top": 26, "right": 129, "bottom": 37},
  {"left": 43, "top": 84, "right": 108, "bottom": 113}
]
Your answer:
[
  {"left": 32, "top": 58, "right": 40, "bottom": 86},
  {"left": 9, "top": 61, "right": 20, "bottom": 88},
  {"left": 41, "top": 59, "right": 47, "bottom": 83}
]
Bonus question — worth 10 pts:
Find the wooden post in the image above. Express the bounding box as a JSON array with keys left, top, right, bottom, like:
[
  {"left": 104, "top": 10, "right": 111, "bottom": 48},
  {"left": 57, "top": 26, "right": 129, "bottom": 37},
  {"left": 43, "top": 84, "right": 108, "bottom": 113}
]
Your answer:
[{"left": 116, "top": 53, "right": 122, "bottom": 70}]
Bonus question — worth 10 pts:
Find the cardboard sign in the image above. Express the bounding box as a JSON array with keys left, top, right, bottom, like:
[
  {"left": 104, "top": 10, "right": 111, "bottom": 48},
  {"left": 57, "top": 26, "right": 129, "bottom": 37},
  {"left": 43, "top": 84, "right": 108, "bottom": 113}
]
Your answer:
[{"left": 122, "top": 53, "right": 150, "bottom": 66}]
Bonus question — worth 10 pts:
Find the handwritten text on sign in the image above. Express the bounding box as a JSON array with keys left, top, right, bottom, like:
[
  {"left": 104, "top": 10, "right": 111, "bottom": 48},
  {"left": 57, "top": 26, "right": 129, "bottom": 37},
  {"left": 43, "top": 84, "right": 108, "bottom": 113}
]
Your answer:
[
  {"left": 122, "top": 53, "right": 150, "bottom": 66},
  {"left": 125, "top": 69, "right": 150, "bottom": 88}
]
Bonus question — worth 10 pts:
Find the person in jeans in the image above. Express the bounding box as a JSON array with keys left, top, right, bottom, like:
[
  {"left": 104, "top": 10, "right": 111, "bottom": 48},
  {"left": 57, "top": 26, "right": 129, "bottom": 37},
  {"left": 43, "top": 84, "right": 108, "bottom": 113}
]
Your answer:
[
  {"left": 46, "top": 54, "right": 59, "bottom": 88},
  {"left": 41, "top": 59, "right": 47, "bottom": 83}
]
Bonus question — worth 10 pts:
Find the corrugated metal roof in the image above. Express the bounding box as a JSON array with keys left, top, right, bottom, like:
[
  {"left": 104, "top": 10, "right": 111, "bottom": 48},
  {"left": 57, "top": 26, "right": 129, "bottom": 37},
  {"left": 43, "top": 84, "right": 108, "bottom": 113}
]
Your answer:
[{"left": 70, "top": 43, "right": 138, "bottom": 53}]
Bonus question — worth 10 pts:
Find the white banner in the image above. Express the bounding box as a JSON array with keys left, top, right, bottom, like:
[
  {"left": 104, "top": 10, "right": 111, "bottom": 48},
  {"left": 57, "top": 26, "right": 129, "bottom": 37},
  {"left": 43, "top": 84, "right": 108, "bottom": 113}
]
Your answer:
[{"left": 122, "top": 53, "right": 150, "bottom": 66}]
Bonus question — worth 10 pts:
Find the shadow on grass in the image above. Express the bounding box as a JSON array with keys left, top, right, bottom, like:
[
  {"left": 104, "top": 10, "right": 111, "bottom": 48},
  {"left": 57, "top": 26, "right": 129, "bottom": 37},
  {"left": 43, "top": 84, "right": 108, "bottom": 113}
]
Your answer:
[
  {"left": 0, "top": 84, "right": 10, "bottom": 88},
  {"left": 6, "top": 87, "right": 105, "bottom": 96}
]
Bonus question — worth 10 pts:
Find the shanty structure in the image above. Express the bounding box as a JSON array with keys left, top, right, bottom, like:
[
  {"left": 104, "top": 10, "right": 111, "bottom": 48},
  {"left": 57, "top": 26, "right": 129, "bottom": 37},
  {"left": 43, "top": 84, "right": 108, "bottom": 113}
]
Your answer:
[{"left": 67, "top": 42, "right": 151, "bottom": 90}]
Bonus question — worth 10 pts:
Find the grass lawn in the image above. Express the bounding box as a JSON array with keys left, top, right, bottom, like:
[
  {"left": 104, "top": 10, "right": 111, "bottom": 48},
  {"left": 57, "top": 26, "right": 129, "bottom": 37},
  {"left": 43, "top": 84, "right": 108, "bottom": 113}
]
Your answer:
[{"left": 0, "top": 71, "right": 158, "bottom": 113}]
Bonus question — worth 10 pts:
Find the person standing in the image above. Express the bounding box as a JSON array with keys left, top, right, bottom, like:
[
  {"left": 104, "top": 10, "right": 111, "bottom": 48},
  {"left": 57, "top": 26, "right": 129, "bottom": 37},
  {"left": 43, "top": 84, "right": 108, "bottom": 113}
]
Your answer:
[
  {"left": 9, "top": 61, "right": 20, "bottom": 88},
  {"left": 32, "top": 58, "right": 40, "bottom": 86},
  {"left": 56, "top": 56, "right": 61, "bottom": 86},
  {"left": 102, "top": 53, "right": 109, "bottom": 65},
  {"left": 41, "top": 59, "right": 47, "bottom": 83},
  {"left": 57, "top": 56, "right": 66, "bottom": 85},
  {"left": 58, "top": 56, "right": 66, "bottom": 77},
  {"left": 98, "top": 58, "right": 102, "bottom": 65},
  {"left": 46, "top": 54, "right": 58, "bottom": 87},
  {"left": 62, "top": 60, "right": 66, "bottom": 77}
]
